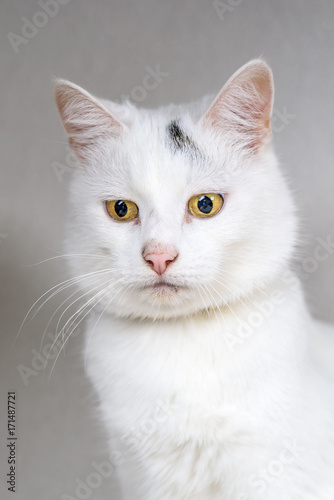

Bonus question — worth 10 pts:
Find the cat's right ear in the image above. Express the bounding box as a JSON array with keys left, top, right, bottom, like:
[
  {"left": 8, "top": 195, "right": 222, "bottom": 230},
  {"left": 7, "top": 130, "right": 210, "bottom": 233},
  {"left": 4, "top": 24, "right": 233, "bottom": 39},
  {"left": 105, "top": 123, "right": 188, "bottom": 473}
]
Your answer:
[{"left": 54, "top": 80, "right": 124, "bottom": 162}]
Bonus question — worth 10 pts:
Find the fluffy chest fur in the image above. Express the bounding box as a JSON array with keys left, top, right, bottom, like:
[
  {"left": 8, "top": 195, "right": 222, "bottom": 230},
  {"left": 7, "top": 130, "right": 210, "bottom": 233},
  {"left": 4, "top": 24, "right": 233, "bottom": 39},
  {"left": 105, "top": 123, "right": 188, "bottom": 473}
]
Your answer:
[{"left": 86, "top": 283, "right": 333, "bottom": 500}]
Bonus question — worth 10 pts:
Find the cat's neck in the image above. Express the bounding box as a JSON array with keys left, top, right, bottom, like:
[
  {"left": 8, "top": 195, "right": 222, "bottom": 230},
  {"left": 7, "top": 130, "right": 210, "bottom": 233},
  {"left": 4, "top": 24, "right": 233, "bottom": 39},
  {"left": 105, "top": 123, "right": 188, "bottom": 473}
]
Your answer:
[{"left": 86, "top": 273, "right": 310, "bottom": 416}]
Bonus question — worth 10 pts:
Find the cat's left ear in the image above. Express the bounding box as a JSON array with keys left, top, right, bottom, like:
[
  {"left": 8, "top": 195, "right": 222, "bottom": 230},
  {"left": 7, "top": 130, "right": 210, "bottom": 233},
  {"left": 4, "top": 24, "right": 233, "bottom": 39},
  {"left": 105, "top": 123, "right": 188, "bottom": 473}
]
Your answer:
[
  {"left": 200, "top": 59, "right": 274, "bottom": 153},
  {"left": 54, "top": 80, "right": 125, "bottom": 162}
]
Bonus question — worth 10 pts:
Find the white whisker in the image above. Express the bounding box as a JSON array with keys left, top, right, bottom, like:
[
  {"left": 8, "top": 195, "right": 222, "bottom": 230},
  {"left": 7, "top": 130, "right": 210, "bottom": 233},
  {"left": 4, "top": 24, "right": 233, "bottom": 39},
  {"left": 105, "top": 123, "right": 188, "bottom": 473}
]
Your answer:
[
  {"left": 46, "top": 282, "right": 120, "bottom": 380},
  {"left": 23, "top": 253, "right": 110, "bottom": 267},
  {"left": 83, "top": 282, "right": 134, "bottom": 368},
  {"left": 15, "top": 268, "right": 115, "bottom": 344},
  {"left": 38, "top": 274, "right": 112, "bottom": 352},
  {"left": 53, "top": 275, "right": 119, "bottom": 343}
]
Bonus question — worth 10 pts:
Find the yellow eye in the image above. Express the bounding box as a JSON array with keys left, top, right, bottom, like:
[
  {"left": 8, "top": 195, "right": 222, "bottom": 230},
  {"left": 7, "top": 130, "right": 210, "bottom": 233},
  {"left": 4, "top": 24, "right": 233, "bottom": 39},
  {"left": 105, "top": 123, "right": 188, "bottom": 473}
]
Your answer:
[
  {"left": 106, "top": 200, "right": 138, "bottom": 221},
  {"left": 188, "top": 193, "right": 224, "bottom": 218}
]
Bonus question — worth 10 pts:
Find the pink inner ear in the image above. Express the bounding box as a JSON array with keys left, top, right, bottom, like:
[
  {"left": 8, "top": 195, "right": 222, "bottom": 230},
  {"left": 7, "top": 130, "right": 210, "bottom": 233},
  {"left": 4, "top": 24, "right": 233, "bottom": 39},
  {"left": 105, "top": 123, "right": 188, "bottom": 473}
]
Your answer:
[
  {"left": 202, "top": 61, "right": 274, "bottom": 153},
  {"left": 54, "top": 81, "right": 123, "bottom": 162}
]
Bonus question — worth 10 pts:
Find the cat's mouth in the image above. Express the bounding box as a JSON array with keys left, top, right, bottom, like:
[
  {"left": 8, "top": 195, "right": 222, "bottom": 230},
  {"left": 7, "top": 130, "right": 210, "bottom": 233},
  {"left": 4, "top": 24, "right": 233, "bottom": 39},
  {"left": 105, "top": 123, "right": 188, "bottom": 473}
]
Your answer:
[
  {"left": 138, "top": 280, "right": 190, "bottom": 307},
  {"left": 148, "top": 281, "right": 177, "bottom": 289},
  {"left": 141, "top": 280, "right": 183, "bottom": 294}
]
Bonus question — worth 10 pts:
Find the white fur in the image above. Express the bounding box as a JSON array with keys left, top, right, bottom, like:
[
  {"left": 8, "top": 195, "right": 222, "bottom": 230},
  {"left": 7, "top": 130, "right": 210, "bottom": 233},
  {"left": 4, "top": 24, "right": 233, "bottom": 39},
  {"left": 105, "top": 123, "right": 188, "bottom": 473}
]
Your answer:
[{"left": 55, "top": 60, "right": 334, "bottom": 499}]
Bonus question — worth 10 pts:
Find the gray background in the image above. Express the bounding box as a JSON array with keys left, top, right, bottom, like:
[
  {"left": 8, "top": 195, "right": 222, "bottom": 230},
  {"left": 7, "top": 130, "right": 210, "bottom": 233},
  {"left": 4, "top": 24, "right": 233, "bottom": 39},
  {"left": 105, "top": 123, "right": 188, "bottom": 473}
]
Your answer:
[{"left": 1, "top": 1, "right": 333, "bottom": 499}]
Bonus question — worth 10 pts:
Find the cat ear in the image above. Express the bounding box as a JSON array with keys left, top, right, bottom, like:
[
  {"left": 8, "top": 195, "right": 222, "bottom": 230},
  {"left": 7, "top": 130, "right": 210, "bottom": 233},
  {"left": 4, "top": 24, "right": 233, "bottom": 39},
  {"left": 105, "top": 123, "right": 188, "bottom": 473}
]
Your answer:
[
  {"left": 201, "top": 59, "right": 274, "bottom": 153},
  {"left": 54, "top": 80, "right": 124, "bottom": 161}
]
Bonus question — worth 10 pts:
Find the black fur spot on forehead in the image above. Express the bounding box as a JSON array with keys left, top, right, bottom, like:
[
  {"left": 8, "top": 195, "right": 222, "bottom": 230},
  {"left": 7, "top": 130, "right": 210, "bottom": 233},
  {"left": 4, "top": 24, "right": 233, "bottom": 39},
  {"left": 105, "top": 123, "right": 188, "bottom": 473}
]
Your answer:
[{"left": 167, "top": 120, "right": 198, "bottom": 154}]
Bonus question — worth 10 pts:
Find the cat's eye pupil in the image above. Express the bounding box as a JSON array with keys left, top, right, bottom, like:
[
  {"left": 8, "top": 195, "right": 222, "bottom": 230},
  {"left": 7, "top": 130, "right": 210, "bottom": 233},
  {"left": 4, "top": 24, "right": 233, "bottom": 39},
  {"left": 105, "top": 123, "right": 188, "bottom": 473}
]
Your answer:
[
  {"left": 115, "top": 200, "right": 128, "bottom": 218},
  {"left": 197, "top": 195, "right": 213, "bottom": 214}
]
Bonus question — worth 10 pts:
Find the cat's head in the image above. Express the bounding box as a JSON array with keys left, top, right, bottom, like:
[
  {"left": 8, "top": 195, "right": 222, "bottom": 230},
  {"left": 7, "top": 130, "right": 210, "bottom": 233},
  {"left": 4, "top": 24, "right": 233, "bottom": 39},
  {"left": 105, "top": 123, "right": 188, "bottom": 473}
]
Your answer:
[{"left": 54, "top": 60, "right": 297, "bottom": 320}]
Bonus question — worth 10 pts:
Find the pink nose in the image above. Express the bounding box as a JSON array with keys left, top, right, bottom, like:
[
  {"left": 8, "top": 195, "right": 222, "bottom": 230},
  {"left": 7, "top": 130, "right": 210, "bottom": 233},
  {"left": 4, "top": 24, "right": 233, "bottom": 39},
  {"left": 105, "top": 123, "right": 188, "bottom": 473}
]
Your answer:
[{"left": 144, "top": 251, "right": 177, "bottom": 275}]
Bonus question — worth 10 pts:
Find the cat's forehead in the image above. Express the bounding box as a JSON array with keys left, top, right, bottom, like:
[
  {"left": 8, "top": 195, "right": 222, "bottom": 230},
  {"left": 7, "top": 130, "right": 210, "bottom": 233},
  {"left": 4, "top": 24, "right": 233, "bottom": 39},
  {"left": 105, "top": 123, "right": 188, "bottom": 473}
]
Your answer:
[
  {"left": 92, "top": 107, "right": 232, "bottom": 204},
  {"left": 118, "top": 113, "right": 203, "bottom": 187},
  {"left": 131, "top": 113, "right": 231, "bottom": 191}
]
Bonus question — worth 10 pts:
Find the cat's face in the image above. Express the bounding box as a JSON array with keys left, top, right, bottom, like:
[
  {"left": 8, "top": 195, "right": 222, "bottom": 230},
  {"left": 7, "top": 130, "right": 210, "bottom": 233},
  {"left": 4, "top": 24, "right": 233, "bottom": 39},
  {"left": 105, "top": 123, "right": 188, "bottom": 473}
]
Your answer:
[{"left": 55, "top": 60, "right": 297, "bottom": 320}]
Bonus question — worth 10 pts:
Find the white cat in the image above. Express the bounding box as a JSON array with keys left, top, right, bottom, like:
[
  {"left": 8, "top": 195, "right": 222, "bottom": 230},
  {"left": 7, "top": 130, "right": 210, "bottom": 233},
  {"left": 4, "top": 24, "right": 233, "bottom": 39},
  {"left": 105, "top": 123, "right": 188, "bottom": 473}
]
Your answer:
[{"left": 54, "top": 60, "right": 334, "bottom": 499}]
